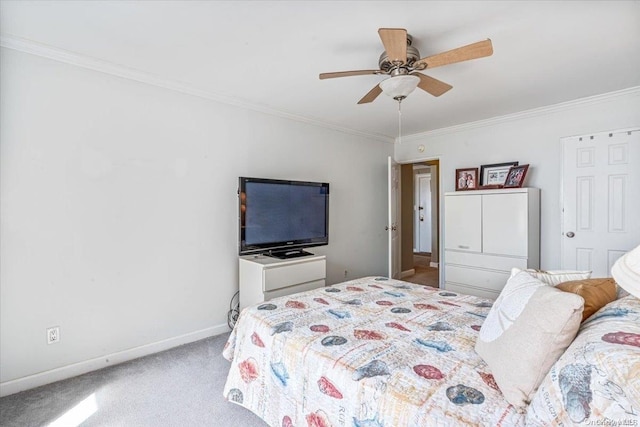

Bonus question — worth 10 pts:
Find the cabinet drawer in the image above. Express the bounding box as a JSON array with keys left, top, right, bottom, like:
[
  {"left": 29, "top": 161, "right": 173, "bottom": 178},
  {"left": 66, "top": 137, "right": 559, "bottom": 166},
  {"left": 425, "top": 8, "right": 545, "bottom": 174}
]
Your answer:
[
  {"left": 445, "top": 251, "right": 528, "bottom": 272},
  {"left": 445, "top": 282, "right": 499, "bottom": 300},
  {"left": 264, "top": 279, "right": 325, "bottom": 301},
  {"left": 445, "top": 265, "right": 510, "bottom": 292},
  {"left": 263, "top": 259, "right": 326, "bottom": 291}
]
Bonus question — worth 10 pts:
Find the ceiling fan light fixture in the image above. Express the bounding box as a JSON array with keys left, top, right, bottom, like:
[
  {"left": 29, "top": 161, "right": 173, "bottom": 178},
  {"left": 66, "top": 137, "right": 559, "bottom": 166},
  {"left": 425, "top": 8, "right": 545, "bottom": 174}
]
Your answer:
[{"left": 379, "top": 75, "right": 420, "bottom": 100}]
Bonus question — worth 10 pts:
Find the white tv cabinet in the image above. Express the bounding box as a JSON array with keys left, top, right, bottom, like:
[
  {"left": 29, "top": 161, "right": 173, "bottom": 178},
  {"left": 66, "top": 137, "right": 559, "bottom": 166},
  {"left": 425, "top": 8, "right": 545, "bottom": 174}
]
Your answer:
[{"left": 239, "top": 254, "right": 326, "bottom": 311}]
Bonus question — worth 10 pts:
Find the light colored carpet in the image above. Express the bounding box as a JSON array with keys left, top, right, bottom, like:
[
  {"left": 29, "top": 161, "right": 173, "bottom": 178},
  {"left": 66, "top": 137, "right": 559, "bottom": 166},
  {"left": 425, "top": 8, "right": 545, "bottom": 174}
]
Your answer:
[
  {"left": 0, "top": 265, "right": 440, "bottom": 426},
  {"left": 0, "top": 333, "right": 268, "bottom": 427}
]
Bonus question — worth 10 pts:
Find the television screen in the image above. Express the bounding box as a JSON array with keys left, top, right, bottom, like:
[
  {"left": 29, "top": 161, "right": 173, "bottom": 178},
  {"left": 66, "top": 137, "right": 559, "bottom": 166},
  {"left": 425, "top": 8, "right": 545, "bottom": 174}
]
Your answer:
[{"left": 239, "top": 177, "right": 329, "bottom": 256}]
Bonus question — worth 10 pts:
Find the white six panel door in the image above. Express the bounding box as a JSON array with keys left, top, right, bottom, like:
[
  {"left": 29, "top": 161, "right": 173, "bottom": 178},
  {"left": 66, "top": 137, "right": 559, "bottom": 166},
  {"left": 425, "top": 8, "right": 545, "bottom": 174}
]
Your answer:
[{"left": 562, "top": 129, "right": 640, "bottom": 277}]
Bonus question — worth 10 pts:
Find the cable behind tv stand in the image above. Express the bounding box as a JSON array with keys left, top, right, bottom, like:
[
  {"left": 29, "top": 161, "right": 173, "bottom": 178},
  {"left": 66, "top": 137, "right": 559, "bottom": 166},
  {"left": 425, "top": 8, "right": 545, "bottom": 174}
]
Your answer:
[{"left": 267, "top": 249, "right": 314, "bottom": 259}]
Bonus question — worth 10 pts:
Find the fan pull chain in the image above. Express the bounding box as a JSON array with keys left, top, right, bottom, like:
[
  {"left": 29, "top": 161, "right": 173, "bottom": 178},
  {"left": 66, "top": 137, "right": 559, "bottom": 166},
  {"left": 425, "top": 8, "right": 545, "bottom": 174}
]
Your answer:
[{"left": 397, "top": 99, "right": 402, "bottom": 144}]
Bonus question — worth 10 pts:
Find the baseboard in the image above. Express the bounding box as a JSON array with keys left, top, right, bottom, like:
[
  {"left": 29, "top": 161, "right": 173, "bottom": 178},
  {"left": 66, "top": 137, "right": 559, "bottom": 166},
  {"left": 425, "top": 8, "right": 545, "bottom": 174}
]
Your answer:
[
  {"left": 400, "top": 269, "right": 415, "bottom": 278},
  {"left": 430, "top": 262, "right": 439, "bottom": 268},
  {"left": 0, "top": 323, "right": 230, "bottom": 397}
]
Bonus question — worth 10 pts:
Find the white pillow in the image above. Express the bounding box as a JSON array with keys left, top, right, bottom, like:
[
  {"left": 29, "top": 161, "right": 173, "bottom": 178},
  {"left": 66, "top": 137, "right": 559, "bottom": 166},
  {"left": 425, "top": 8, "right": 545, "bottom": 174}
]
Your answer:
[
  {"left": 611, "top": 244, "right": 640, "bottom": 299},
  {"left": 476, "top": 271, "right": 584, "bottom": 408},
  {"left": 510, "top": 267, "right": 591, "bottom": 286}
]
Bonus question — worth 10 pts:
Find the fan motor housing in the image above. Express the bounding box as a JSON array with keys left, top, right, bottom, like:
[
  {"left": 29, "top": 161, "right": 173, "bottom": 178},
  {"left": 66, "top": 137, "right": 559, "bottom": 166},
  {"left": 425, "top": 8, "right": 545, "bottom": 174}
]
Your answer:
[{"left": 378, "top": 34, "right": 421, "bottom": 72}]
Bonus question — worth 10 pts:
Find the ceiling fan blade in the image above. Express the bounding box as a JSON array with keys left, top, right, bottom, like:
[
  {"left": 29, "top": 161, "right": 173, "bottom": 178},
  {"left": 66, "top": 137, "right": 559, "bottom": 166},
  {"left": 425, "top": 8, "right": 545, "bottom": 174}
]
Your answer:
[
  {"left": 414, "top": 72, "right": 453, "bottom": 97},
  {"left": 357, "top": 84, "right": 382, "bottom": 104},
  {"left": 378, "top": 28, "right": 407, "bottom": 64},
  {"left": 416, "top": 39, "right": 493, "bottom": 69},
  {"left": 319, "top": 70, "right": 381, "bottom": 80}
]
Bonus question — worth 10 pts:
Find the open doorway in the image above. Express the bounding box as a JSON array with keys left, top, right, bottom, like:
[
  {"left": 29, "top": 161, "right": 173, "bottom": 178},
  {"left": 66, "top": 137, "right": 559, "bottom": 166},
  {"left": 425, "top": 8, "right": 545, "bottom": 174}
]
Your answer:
[{"left": 399, "top": 160, "right": 440, "bottom": 288}]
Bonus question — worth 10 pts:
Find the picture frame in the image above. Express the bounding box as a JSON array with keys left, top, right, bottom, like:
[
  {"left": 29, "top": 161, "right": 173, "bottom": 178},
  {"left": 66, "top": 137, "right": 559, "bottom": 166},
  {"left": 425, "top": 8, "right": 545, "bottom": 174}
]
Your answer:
[
  {"left": 503, "top": 164, "right": 530, "bottom": 188},
  {"left": 479, "top": 161, "right": 519, "bottom": 186},
  {"left": 455, "top": 168, "right": 479, "bottom": 191}
]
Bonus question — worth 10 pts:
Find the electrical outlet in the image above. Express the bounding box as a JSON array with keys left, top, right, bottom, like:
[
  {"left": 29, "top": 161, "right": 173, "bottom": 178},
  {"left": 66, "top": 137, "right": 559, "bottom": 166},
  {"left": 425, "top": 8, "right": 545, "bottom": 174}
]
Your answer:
[
  {"left": 47, "top": 326, "right": 60, "bottom": 344},
  {"left": 344, "top": 270, "right": 348, "bottom": 278}
]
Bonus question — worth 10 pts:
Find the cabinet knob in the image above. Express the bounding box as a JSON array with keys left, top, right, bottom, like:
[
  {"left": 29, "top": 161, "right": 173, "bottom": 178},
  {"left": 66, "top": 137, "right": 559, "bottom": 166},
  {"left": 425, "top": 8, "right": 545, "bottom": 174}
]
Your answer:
[{"left": 566, "top": 231, "right": 575, "bottom": 238}]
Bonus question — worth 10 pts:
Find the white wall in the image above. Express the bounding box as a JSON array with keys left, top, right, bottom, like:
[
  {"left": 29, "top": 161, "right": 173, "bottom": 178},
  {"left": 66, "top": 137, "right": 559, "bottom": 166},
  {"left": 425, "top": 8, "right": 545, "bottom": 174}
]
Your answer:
[
  {"left": 0, "top": 48, "right": 392, "bottom": 393},
  {"left": 395, "top": 88, "right": 640, "bottom": 269}
]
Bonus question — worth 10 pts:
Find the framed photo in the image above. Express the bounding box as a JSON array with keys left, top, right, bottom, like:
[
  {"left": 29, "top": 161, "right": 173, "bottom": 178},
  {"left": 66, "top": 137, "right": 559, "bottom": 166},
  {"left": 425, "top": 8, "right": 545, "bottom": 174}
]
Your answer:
[
  {"left": 503, "top": 164, "right": 530, "bottom": 188},
  {"left": 455, "top": 168, "right": 479, "bottom": 191},
  {"left": 479, "top": 161, "right": 519, "bottom": 186}
]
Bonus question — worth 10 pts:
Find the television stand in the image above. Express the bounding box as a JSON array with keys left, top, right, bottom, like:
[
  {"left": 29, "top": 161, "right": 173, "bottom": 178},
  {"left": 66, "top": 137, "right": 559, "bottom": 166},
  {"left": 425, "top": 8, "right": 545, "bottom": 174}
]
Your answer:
[
  {"left": 238, "top": 254, "right": 326, "bottom": 311},
  {"left": 268, "top": 250, "right": 313, "bottom": 259}
]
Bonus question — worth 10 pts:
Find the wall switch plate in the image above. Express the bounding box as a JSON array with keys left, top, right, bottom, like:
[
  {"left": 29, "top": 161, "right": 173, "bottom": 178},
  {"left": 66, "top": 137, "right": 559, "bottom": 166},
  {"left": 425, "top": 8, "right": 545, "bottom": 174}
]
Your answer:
[{"left": 47, "top": 326, "right": 60, "bottom": 344}]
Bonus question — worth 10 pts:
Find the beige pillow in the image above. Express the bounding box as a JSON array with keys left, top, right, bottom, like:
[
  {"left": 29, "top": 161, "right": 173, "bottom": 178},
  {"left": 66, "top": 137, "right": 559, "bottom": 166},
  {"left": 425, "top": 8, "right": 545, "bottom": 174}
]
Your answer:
[
  {"left": 556, "top": 278, "right": 617, "bottom": 321},
  {"left": 510, "top": 267, "right": 591, "bottom": 286},
  {"left": 475, "top": 271, "right": 584, "bottom": 408}
]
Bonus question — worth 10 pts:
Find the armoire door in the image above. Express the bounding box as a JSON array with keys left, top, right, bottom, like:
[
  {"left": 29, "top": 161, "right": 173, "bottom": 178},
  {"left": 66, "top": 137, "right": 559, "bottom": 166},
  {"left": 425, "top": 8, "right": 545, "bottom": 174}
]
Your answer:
[
  {"left": 444, "top": 194, "right": 481, "bottom": 252},
  {"left": 482, "top": 193, "right": 529, "bottom": 257}
]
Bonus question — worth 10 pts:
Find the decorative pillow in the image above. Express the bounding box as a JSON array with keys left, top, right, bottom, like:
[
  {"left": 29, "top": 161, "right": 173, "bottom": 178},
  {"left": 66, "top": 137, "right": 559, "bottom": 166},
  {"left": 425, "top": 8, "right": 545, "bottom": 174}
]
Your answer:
[
  {"left": 526, "top": 295, "right": 640, "bottom": 425},
  {"left": 611, "top": 244, "right": 640, "bottom": 299},
  {"left": 510, "top": 267, "right": 591, "bottom": 286},
  {"left": 557, "top": 278, "right": 618, "bottom": 321},
  {"left": 475, "top": 270, "right": 585, "bottom": 408}
]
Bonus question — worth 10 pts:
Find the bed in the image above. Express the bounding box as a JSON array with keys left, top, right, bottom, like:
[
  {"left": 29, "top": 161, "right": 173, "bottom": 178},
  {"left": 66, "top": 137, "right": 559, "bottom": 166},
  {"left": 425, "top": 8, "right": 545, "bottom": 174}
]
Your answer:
[
  {"left": 223, "top": 276, "right": 640, "bottom": 426},
  {"left": 223, "top": 277, "right": 523, "bottom": 426}
]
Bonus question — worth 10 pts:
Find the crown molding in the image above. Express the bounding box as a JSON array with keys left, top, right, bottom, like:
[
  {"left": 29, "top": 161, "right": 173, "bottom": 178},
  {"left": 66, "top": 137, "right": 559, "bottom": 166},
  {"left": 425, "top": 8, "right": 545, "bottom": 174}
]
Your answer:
[
  {"left": 398, "top": 86, "right": 640, "bottom": 143},
  {"left": 0, "top": 34, "right": 394, "bottom": 144},
  {"left": 5, "top": 33, "right": 635, "bottom": 146}
]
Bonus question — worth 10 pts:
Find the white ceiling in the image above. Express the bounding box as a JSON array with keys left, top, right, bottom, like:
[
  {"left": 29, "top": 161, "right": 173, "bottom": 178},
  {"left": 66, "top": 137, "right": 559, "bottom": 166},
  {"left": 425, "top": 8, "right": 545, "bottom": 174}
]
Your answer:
[{"left": 2, "top": 1, "right": 639, "bottom": 141}]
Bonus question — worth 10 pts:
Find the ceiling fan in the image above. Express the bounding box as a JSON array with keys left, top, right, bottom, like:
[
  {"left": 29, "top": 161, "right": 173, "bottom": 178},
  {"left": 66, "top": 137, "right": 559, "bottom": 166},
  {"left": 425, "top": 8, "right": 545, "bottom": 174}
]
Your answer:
[{"left": 319, "top": 28, "right": 493, "bottom": 104}]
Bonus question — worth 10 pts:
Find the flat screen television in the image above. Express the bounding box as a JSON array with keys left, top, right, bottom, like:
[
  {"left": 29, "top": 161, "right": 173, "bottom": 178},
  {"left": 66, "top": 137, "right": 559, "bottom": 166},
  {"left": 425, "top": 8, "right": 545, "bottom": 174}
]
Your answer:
[{"left": 239, "top": 177, "right": 329, "bottom": 258}]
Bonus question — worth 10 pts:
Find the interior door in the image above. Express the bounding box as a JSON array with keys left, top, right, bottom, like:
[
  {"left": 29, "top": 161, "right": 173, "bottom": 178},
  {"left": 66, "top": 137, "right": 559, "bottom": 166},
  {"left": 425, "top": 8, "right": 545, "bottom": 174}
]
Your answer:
[
  {"left": 561, "top": 129, "right": 640, "bottom": 276},
  {"left": 417, "top": 174, "right": 432, "bottom": 252},
  {"left": 388, "top": 156, "right": 400, "bottom": 279}
]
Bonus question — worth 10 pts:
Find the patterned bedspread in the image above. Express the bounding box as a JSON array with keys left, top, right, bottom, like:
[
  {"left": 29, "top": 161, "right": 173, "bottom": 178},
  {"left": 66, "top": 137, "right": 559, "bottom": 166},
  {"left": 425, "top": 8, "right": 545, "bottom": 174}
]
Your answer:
[{"left": 223, "top": 276, "right": 524, "bottom": 427}]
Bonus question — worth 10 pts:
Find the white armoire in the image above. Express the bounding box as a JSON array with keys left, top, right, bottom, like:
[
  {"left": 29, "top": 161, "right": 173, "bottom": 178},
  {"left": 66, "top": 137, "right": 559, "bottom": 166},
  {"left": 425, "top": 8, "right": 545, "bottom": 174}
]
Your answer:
[{"left": 443, "top": 188, "right": 540, "bottom": 299}]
